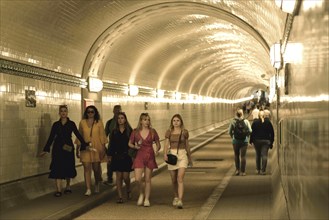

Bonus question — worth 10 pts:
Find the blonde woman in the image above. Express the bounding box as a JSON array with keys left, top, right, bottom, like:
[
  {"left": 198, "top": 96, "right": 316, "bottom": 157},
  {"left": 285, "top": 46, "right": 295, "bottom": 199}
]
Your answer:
[
  {"left": 128, "top": 113, "right": 161, "bottom": 207},
  {"left": 164, "top": 114, "right": 193, "bottom": 209},
  {"left": 76, "top": 105, "right": 108, "bottom": 196},
  {"left": 250, "top": 110, "right": 274, "bottom": 175}
]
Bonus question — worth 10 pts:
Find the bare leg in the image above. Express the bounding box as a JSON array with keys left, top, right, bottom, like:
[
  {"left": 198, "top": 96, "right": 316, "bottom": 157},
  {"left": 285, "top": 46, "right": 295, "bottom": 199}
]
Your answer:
[
  {"left": 55, "top": 179, "right": 62, "bottom": 192},
  {"left": 144, "top": 167, "right": 153, "bottom": 202},
  {"left": 92, "top": 162, "right": 102, "bottom": 183},
  {"left": 123, "top": 172, "right": 131, "bottom": 198},
  {"left": 170, "top": 170, "right": 178, "bottom": 198},
  {"left": 177, "top": 168, "right": 186, "bottom": 200},
  {"left": 92, "top": 162, "right": 102, "bottom": 193},
  {"left": 83, "top": 162, "right": 92, "bottom": 191},
  {"left": 134, "top": 168, "right": 144, "bottom": 196},
  {"left": 116, "top": 172, "right": 123, "bottom": 199},
  {"left": 65, "top": 178, "right": 71, "bottom": 189}
]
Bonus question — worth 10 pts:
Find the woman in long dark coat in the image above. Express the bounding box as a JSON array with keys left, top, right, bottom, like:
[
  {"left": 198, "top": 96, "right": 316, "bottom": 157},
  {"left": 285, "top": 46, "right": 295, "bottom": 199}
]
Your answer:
[{"left": 39, "top": 105, "right": 87, "bottom": 197}]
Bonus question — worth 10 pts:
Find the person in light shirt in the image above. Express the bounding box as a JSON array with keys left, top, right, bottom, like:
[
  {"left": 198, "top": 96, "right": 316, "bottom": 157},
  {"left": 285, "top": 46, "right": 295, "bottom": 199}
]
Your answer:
[{"left": 251, "top": 105, "right": 260, "bottom": 121}]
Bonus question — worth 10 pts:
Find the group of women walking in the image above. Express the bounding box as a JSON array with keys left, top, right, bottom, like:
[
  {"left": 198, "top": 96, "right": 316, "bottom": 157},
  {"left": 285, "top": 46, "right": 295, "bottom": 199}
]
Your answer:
[
  {"left": 39, "top": 105, "right": 192, "bottom": 209},
  {"left": 228, "top": 108, "right": 274, "bottom": 176}
]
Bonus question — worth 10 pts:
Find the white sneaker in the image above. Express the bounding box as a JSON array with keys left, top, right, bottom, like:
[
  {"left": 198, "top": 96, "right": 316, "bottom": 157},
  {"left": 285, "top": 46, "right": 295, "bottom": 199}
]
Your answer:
[
  {"left": 143, "top": 199, "right": 150, "bottom": 207},
  {"left": 137, "top": 194, "right": 144, "bottom": 206},
  {"left": 172, "top": 197, "right": 179, "bottom": 206},
  {"left": 177, "top": 200, "right": 183, "bottom": 209},
  {"left": 84, "top": 189, "right": 91, "bottom": 196}
]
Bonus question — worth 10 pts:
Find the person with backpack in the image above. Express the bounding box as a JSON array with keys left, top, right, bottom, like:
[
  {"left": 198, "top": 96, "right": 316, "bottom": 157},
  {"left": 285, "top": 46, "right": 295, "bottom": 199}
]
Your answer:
[
  {"left": 228, "top": 109, "right": 252, "bottom": 176},
  {"left": 250, "top": 110, "right": 274, "bottom": 175}
]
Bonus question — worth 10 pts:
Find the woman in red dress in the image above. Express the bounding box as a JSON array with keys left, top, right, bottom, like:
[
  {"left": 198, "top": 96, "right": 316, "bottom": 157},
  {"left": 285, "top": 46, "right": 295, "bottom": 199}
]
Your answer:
[{"left": 128, "top": 113, "right": 161, "bottom": 207}]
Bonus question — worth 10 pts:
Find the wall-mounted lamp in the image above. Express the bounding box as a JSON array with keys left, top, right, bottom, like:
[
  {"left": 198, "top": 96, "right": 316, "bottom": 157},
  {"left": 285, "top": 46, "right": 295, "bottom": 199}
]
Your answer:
[
  {"left": 284, "top": 42, "right": 303, "bottom": 64},
  {"left": 188, "top": 94, "right": 195, "bottom": 101},
  {"left": 275, "top": 0, "right": 297, "bottom": 14},
  {"left": 128, "top": 85, "right": 139, "bottom": 96},
  {"left": 175, "top": 92, "right": 181, "bottom": 100},
  {"left": 88, "top": 77, "right": 103, "bottom": 92},
  {"left": 156, "top": 89, "right": 165, "bottom": 98},
  {"left": 270, "top": 42, "right": 282, "bottom": 69}
]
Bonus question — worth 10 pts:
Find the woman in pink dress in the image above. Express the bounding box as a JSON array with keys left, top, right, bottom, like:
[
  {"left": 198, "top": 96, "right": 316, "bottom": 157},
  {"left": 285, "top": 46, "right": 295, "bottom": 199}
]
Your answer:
[{"left": 128, "top": 113, "right": 161, "bottom": 207}]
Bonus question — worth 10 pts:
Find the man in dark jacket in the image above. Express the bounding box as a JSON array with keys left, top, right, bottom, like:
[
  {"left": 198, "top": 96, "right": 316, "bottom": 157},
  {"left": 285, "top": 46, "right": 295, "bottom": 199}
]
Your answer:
[{"left": 104, "top": 105, "right": 122, "bottom": 185}]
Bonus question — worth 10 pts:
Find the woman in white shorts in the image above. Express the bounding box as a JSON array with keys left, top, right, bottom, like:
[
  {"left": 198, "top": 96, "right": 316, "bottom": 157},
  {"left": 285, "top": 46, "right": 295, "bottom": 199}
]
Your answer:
[{"left": 164, "top": 114, "right": 193, "bottom": 209}]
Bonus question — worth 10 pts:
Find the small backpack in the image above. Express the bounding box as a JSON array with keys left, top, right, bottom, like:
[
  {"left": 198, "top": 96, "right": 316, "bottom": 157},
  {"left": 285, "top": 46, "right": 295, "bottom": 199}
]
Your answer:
[{"left": 234, "top": 119, "right": 249, "bottom": 140}]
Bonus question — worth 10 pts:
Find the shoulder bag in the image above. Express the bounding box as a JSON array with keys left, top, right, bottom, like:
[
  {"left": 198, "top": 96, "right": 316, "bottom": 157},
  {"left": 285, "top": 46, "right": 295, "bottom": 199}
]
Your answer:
[{"left": 166, "top": 130, "right": 182, "bottom": 165}]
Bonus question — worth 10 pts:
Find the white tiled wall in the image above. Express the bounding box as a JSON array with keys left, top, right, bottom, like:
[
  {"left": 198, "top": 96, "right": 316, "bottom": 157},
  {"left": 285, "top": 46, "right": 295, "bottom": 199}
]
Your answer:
[
  {"left": 271, "top": 2, "right": 329, "bottom": 220},
  {"left": 0, "top": 73, "right": 82, "bottom": 183},
  {"left": 0, "top": 73, "right": 232, "bottom": 186}
]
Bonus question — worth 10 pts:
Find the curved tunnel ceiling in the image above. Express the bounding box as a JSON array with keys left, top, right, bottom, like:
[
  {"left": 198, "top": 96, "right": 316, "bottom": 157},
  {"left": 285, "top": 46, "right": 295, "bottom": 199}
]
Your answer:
[{"left": 0, "top": 0, "right": 286, "bottom": 100}]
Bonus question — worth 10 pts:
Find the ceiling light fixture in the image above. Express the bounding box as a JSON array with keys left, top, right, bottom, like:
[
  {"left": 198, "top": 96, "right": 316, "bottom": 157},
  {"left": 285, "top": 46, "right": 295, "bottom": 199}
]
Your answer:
[{"left": 275, "top": 0, "right": 297, "bottom": 14}]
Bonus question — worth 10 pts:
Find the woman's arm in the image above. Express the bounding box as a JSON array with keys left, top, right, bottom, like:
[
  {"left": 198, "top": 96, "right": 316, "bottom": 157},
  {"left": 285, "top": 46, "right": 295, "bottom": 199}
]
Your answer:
[
  {"left": 72, "top": 121, "right": 88, "bottom": 151},
  {"left": 98, "top": 120, "right": 108, "bottom": 147},
  {"left": 41, "top": 123, "right": 57, "bottom": 152},
  {"left": 153, "top": 129, "right": 161, "bottom": 153},
  {"left": 185, "top": 130, "right": 193, "bottom": 166},
  {"left": 128, "top": 130, "right": 137, "bottom": 149},
  {"left": 228, "top": 121, "right": 234, "bottom": 138},
  {"left": 154, "top": 139, "right": 161, "bottom": 154}
]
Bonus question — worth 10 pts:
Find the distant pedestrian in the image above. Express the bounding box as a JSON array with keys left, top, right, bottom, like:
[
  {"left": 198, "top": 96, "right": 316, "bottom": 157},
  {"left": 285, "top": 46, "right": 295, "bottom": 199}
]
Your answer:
[
  {"left": 128, "top": 113, "right": 161, "bottom": 207},
  {"left": 104, "top": 105, "right": 122, "bottom": 185},
  {"left": 39, "top": 105, "right": 88, "bottom": 197},
  {"left": 250, "top": 110, "right": 274, "bottom": 175},
  {"left": 228, "top": 109, "right": 252, "bottom": 176},
  {"left": 107, "top": 112, "right": 133, "bottom": 203},
  {"left": 264, "top": 108, "right": 271, "bottom": 120},
  {"left": 75, "top": 105, "right": 108, "bottom": 196},
  {"left": 251, "top": 104, "right": 260, "bottom": 121},
  {"left": 164, "top": 114, "right": 193, "bottom": 209}
]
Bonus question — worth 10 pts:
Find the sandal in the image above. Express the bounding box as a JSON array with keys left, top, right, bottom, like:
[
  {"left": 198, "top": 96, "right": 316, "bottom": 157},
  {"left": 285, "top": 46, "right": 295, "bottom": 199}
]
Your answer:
[
  {"left": 54, "top": 192, "right": 62, "bottom": 197},
  {"left": 64, "top": 189, "right": 72, "bottom": 194},
  {"left": 116, "top": 198, "right": 124, "bottom": 203}
]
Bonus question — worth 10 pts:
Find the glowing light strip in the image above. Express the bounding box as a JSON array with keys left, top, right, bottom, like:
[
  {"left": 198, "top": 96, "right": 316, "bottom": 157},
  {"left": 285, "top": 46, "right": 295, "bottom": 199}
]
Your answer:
[
  {"left": 103, "top": 94, "right": 253, "bottom": 104},
  {"left": 281, "top": 95, "right": 329, "bottom": 103}
]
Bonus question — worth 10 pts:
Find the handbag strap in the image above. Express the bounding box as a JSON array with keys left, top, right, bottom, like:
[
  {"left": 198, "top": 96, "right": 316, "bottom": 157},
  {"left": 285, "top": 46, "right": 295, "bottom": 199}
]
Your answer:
[
  {"left": 89, "top": 121, "right": 94, "bottom": 137},
  {"left": 176, "top": 130, "right": 183, "bottom": 154}
]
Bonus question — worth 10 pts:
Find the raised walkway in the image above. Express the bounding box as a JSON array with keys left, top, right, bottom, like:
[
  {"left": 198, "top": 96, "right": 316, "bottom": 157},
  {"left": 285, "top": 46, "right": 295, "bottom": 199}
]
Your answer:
[{"left": 0, "top": 122, "right": 274, "bottom": 220}]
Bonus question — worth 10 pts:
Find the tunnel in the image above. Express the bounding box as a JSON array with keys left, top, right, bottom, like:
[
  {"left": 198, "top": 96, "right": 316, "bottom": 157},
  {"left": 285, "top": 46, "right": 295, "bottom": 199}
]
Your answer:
[{"left": 0, "top": 1, "right": 328, "bottom": 220}]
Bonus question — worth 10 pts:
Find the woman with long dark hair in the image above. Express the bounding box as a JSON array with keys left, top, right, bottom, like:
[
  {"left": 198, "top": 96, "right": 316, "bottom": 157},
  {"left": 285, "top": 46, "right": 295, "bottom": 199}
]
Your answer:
[
  {"left": 76, "top": 105, "right": 108, "bottom": 196},
  {"left": 107, "top": 112, "right": 133, "bottom": 203}
]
